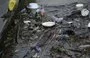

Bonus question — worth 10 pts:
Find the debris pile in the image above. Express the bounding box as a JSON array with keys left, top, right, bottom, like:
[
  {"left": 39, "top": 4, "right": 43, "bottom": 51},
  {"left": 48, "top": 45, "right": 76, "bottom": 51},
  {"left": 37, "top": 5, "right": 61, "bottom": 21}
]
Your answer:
[{"left": 3, "top": 2, "right": 90, "bottom": 58}]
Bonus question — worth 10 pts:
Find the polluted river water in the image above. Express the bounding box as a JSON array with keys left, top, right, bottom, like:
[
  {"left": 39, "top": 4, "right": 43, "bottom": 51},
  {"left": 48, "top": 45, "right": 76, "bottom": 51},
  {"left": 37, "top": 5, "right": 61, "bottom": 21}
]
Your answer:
[
  {"left": 1, "top": 0, "right": 90, "bottom": 58},
  {"left": 37, "top": 0, "right": 88, "bottom": 6}
]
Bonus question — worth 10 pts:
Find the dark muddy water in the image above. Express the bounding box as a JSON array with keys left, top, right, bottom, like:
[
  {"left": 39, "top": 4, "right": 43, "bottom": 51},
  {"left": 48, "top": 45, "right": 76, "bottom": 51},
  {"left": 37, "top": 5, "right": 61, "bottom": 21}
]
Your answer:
[
  {"left": 0, "top": 0, "right": 8, "bottom": 32},
  {"left": 37, "top": 0, "right": 88, "bottom": 6}
]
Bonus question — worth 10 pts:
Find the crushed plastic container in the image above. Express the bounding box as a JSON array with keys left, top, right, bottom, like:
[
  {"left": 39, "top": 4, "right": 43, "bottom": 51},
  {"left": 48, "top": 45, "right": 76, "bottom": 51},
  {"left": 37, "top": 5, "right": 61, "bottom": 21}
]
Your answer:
[
  {"left": 27, "top": 3, "right": 40, "bottom": 14},
  {"left": 27, "top": 3, "right": 40, "bottom": 9}
]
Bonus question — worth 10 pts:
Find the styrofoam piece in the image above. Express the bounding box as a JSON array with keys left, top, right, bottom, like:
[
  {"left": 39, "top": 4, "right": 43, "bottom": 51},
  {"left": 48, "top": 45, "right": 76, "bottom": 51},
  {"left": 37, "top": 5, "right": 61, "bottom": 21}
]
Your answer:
[{"left": 42, "top": 22, "right": 55, "bottom": 27}]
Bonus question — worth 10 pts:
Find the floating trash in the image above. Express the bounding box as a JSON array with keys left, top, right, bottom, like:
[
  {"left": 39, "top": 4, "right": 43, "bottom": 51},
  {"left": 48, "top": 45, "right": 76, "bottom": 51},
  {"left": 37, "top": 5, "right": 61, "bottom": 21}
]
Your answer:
[
  {"left": 35, "top": 46, "right": 41, "bottom": 52},
  {"left": 81, "top": 9, "right": 89, "bottom": 16},
  {"left": 15, "top": 49, "right": 19, "bottom": 53},
  {"left": 20, "top": 8, "right": 26, "bottom": 13},
  {"left": 51, "top": 16, "right": 63, "bottom": 22},
  {"left": 27, "top": 3, "right": 40, "bottom": 9},
  {"left": 27, "top": 3, "right": 40, "bottom": 14},
  {"left": 24, "top": 20, "right": 31, "bottom": 24},
  {"left": 42, "top": 22, "right": 55, "bottom": 27},
  {"left": 8, "top": 0, "right": 19, "bottom": 11},
  {"left": 33, "top": 53, "right": 40, "bottom": 58},
  {"left": 36, "top": 9, "right": 40, "bottom": 13},
  {"left": 76, "top": 4, "right": 84, "bottom": 10},
  {"left": 88, "top": 22, "right": 90, "bottom": 27},
  {"left": 67, "top": 21, "right": 73, "bottom": 24},
  {"left": 40, "top": 8, "right": 45, "bottom": 16},
  {"left": 79, "top": 45, "right": 90, "bottom": 49}
]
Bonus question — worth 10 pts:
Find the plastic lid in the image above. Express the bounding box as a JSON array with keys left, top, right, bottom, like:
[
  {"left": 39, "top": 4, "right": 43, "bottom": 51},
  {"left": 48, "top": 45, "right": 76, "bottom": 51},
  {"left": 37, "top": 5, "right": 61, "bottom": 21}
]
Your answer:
[{"left": 42, "top": 22, "right": 55, "bottom": 27}]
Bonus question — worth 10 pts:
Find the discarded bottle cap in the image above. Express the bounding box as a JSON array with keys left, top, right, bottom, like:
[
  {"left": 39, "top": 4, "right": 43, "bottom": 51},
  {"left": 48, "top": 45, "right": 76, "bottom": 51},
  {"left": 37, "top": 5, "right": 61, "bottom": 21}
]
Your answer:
[
  {"left": 81, "top": 9, "right": 89, "bottom": 16},
  {"left": 76, "top": 4, "right": 84, "bottom": 10},
  {"left": 27, "top": 3, "right": 40, "bottom": 9},
  {"left": 42, "top": 22, "right": 55, "bottom": 27},
  {"left": 88, "top": 22, "right": 90, "bottom": 27}
]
